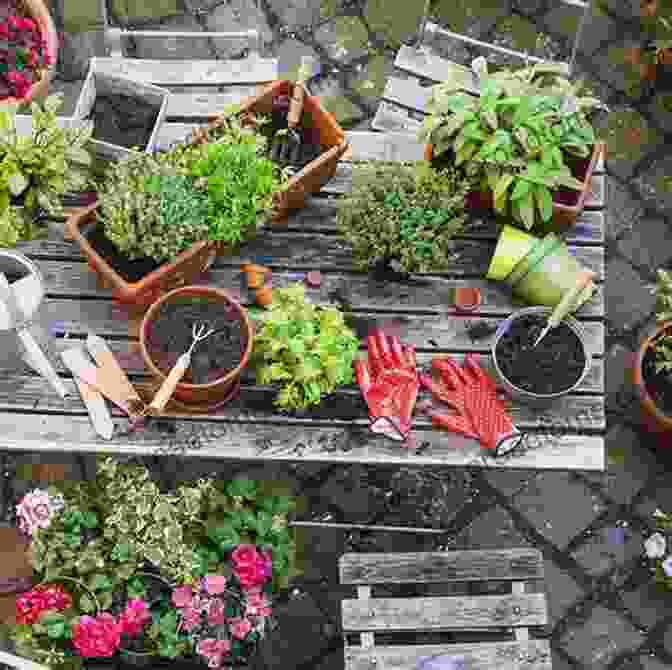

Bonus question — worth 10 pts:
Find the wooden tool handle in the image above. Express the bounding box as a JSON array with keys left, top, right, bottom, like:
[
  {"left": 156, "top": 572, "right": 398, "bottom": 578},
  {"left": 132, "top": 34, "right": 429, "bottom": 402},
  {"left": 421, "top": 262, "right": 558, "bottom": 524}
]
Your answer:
[
  {"left": 148, "top": 352, "right": 190, "bottom": 414},
  {"left": 287, "top": 82, "right": 306, "bottom": 129},
  {"left": 549, "top": 269, "right": 594, "bottom": 327}
]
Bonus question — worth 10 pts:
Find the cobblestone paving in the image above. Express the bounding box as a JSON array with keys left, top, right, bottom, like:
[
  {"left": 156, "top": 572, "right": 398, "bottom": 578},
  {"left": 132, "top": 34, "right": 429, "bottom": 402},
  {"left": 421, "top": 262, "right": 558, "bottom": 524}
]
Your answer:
[{"left": 5, "top": 0, "right": 672, "bottom": 668}]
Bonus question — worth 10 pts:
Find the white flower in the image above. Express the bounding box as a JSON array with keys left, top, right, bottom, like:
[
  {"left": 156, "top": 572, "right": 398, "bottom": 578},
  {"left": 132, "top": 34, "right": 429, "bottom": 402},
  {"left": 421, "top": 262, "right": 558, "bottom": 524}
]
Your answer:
[{"left": 645, "top": 532, "right": 667, "bottom": 559}]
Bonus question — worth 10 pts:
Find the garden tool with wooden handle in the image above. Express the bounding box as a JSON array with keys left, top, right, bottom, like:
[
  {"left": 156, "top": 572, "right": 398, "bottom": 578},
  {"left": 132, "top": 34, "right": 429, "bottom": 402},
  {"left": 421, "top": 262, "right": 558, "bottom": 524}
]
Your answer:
[
  {"left": 270, "top": 57, "right": 312, "bottom": 166},
  {"left": 141, "top": 322, "right": 215, "bottom": 417},
  {"left": 533, "top": 269, "right": 594, "bottom": 348}
]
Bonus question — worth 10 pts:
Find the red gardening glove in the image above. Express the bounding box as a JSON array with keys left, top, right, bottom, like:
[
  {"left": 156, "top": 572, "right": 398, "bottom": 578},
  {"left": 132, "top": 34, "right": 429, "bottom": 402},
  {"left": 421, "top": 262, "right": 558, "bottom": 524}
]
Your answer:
[
  {"left": 353, "top": 330, "right": 419, "bottom": 442},
  {"left": 418, "top": 353, "right": 521, "bottom": 454}
]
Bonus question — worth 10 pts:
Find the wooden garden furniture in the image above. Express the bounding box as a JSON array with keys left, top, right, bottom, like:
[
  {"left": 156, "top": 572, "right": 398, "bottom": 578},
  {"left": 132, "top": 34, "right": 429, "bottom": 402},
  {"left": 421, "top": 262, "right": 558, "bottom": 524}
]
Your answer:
[{"left": 339, "top": 548, "right": 551, "bottom": 669}]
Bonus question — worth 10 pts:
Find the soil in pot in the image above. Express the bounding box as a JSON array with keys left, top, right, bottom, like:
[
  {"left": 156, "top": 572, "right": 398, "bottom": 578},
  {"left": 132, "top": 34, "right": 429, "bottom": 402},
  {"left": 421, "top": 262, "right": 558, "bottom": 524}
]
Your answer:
[
  {"left": 494, "top": 313, "right": 586, "bottom": 394},
  {"left": 642, "top": 337, "right": 672, "bottom": 416},
  {"left": 88, "top": 94, "right": 159, "bottom": 150},
  {"left": 83, "top": 221, "right": 161, "bottom": 283},
  {"left": 145, "top": 296, "right": 247, "bottom": 385}
]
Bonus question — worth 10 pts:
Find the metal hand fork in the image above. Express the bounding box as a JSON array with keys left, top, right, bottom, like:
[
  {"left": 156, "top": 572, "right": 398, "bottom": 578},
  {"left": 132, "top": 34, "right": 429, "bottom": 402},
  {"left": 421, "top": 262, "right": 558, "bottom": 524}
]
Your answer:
[{"left": 142, "top": 322, "right": 215, "bottom": 416}]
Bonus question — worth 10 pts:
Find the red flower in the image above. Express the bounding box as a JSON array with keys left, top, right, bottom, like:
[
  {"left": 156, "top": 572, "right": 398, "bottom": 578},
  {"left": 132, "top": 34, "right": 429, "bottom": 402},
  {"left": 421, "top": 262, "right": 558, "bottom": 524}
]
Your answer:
[
  {"left": 72, "top": 613, "right": 121, "bottom": 657},
  {"left": 16, "top": 585, "right": 73, "bottom": 625}
]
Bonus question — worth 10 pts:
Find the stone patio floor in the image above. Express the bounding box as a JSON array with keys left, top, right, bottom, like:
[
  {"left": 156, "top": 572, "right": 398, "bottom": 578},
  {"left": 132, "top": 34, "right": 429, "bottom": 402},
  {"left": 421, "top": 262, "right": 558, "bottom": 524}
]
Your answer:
[{"left": 3, "top": 0, "right": 672, "bottom": 668}]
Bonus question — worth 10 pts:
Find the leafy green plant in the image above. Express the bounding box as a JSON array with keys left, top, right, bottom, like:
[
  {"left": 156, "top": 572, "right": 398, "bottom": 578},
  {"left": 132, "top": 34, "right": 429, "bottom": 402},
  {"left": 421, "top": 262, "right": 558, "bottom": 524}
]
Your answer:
[
  {"left": 419, "top": 59, "right": 604, "bottom": 230},
  {"left": 336, "top": 160, "right": 472, "bottom": 272},
  {"left": 653, "top": 268, "right": 672, "bottom": 374},
  {"left": 251, "top": 283, "right": 360, "bottom": 409},
  {"left": 0, "top": 93, "right": 93, "bottom": 246},
  {"left": 189, "top": 139, "right": 288, "bottom": 245}
]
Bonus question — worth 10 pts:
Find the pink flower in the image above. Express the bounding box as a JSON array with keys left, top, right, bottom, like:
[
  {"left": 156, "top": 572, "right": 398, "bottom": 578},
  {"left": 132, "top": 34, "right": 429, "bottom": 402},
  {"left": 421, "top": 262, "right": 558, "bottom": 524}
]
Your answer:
[
  {"left": 17, "top": 17, "right": 34, "bottom": 31},
  {"left": 16, "top": 585, "right": 72, "bottom": 625},
  {"left": 181, "top": 605, "right": 202, "bottom": 632},
  {"left": 228, "top": 617, "right": 253, "bottom": 640},
  {"left": 72, "top": 613, "right": 121, "bottom": 657},
  {"left": 204, "top": 575, "right": 226, "bottom": 595},
  {"left": 196, "top": 638, "right": 230, "bottom": 657},
  {"left": 15, "top": 489, "right": 64, "bottom": 536},
  {"left": 171, "top": 585, "right": 193, "bottom": 608},
  {"left": 118, "top": 599, "right": 150, "bottom": 638},
  {"left": 207, "top": 599, "right": 226, "bottom": 626},
  {"left": 245, "top": 589, "right": 272, "bottom": 618},
  {"left": 230, "top": 545, "right": 258, "bottom": 569},
  {"left": 231, "top": 546, "right": 272, "bottom": 589}
]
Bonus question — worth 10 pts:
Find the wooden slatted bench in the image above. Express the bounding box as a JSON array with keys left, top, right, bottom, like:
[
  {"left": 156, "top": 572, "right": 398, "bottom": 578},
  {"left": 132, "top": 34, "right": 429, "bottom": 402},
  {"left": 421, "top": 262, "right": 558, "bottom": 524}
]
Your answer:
[{"left": 339, "top": 549, "right": 551, "bottom": 670}]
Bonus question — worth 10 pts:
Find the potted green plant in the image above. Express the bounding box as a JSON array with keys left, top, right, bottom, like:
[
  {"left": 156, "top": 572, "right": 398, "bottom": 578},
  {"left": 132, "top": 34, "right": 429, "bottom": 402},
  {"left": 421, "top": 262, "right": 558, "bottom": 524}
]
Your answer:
[
  {"left": 66, "top": 114, "right": 291, "bottom": 305},
  {"left": 6, "top": 457, "right": 301, "bottom": 668},
  {"left": 335, "top": 159, "right": 474, "bottom": 273},
  {"left": 632, "top": 268, "right": 672, "bottom": 435},
  {"left": 250, "top": 282, "right": 360, "bottom": 410},
  {"left": 0, "top": 93, "right": 92, "bottom": 247},
  {"left": 419, "top": 59, "right": 606, "bottom": 229}
]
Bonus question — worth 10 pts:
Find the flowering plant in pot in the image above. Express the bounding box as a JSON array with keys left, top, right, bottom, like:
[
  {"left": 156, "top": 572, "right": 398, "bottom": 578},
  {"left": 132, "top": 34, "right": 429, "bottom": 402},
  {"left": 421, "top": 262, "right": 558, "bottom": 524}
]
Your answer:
[
  {"left": 419, "top": 58, "right": 606, "bottom": 229},
  {"left": 6, "top": 457, "right": 301, "bottom": 668},
  {"left": 335, "top": 159, "right": 476, "bottom": 273},
  {"left": 66, "top": 115, "right": 290, "bottom": 304},
  {"left": 643, "top": 509, "right": 672, "bottom": 590},
  {"left": 0, "top": 0, "right": 57, "bottom": 106},
  {"left": 632, "top": 268, "right": 672, "bottom": 434}
]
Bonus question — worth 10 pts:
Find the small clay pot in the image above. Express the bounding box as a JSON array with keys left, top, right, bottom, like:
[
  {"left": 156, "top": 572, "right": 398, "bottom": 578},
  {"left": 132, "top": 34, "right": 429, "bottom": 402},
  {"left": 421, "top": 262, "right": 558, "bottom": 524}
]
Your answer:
[
  {"left": 632, "top": 320, "right": 672, "bottom": 435},
  {"left": 453, "top": 287, "right": 481, "bottom": 313},
  {"left": 305, "top": 270, "right": 322, "bottom": 288},
  {"left": 242, "top": 263, "right": 270, "bottom": 289},
  {"left": 255, "top": 285, "right": 273, "bottom": 306}
]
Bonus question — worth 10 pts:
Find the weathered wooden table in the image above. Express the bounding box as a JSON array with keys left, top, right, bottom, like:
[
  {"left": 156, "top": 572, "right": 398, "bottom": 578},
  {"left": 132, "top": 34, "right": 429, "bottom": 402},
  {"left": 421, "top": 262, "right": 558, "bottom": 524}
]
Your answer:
[{"left": 0, "top": 45, "right": 605, "bottom": 471}]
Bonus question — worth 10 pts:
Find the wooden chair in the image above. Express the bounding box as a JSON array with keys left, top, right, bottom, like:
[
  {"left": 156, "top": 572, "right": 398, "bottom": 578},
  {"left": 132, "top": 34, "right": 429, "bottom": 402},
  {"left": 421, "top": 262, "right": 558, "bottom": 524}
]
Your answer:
[{"left": 339, "top": 548, "right": 551, "bottom": 670}]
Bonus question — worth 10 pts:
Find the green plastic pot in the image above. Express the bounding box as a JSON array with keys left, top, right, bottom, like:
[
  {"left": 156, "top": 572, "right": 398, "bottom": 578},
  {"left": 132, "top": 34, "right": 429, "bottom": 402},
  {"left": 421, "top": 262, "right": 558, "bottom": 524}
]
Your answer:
[{"left": 487, "top": 225, "right": 594, "bottom": 309}]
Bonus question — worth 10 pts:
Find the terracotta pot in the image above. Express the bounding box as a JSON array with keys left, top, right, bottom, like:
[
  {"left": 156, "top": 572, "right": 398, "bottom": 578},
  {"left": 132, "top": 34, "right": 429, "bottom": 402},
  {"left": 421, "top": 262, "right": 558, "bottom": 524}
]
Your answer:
[
  {"left": 3, "top": 0, "right": 58, "bottom": 108},
  {"left": 66, "top": 204, "right": 220, "bottom": 305},
  {"left": 632, "top": 320, "right": 672, "bottom": 434},
  {"left": 139, "top": 286, "right": 254, "bottom": 406},
  {"left": 242, "top": 263, "right": 270, "bottom": 289},
  {"left": 0, "top": 526, "right": 33, "bottom": 625},
  {"left": 255, "top": 285, "right": 273, "bottom": 306},
  {"left": 424, "top": 142, "right": 605, "bottom": 228},
  {"left": 187, "top": 80, "right": 349, "bottom": 221}
]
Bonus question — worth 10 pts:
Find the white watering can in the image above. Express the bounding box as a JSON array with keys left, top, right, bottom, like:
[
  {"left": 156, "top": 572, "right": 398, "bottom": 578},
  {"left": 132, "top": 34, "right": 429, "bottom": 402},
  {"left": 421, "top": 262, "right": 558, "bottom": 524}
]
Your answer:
[{"left": 0, "top": 250, "right": 44, "bottom": 330}]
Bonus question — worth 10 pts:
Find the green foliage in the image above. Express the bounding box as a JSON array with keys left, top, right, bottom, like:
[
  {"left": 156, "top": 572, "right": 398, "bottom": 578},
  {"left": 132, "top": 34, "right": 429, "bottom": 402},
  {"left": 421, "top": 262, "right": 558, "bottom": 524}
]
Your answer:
[
  {"left": 654, "top": 268, "right": 672, "bottom": 374},
  {"left": 336, "top": 160, "right": 472, "bottom": 272},
  {"left": 251, "top": 283, "right": 360, "bottom": 409},
  {"left": 0, "top": 93, "right": 93, "bottom": 246},
  {"left": 189, "top": 140, "right": 286, "bottom": 244},
  {"left": 419, "top": 60, "right": 604, "bottom": 229}
]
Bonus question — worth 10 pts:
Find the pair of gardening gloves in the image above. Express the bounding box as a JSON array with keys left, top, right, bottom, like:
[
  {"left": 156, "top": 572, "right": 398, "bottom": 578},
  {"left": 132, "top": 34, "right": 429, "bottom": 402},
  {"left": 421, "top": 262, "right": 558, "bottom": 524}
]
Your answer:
[{"left": 354, "top": 330, "right": 521, "bottom": 454}]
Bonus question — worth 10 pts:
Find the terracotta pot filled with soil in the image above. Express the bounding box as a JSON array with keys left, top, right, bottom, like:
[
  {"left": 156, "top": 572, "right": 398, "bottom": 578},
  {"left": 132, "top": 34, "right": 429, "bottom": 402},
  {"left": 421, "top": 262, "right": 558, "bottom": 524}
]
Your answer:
[
  {"left": 185, "top": 79, "right": 349, "bottom": 221},
  {"left": 492, "top": 306, "right": 592, "bottom": 404},
  {"left": 66, "top": 204, "right": 219, "bottom": 305},
  {"left": 139, "top": 286, "right": 254, "bottom": 409},
  {"left": 632, "top": 320, "right": 672, "bottom": 435},
  {"left": 424, "top": 142, "right": 604, "bottom": 228}
]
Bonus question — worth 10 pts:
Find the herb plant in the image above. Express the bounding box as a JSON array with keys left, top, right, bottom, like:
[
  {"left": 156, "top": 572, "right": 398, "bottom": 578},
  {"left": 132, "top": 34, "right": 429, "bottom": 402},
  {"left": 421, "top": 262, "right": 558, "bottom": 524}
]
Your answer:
[
  {"left": 419, "top": 59, "right": 604, "bottom": 230},
  {"left": 251, "top": 283, "right": 360, "bottom": 409},
  {"left": 654, "top": 268, "right": 672, "bottom": 374},
  {"left": 0, "top": 93, "right": 93, "bottom": 246},
  {"left": 336, "top": 160, "right": 472, "bottom": 273}
]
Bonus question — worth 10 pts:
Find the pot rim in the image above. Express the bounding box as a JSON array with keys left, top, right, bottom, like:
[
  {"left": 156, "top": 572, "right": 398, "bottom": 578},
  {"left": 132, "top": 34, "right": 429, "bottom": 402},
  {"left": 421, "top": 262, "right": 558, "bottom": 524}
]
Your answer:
[
  {"left": 139, "top": 285, "right": 254, "bottom": 390},
  {"left": 491, "top": 305, "right": 593, "bottom": 399},
  {"left": 633, "top": 319, "right": 672, "bottom": 429}
]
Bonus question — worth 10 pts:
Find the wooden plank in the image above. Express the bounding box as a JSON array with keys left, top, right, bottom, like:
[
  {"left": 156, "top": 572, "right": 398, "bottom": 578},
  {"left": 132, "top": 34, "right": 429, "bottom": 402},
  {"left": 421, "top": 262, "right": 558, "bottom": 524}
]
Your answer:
[
  {"left": 0, "top": 372, "right": 605, "bottom": 431},
  {"left": 36, "top": 262, "right": 606, "bottom": 318},
  {"left": 18, "top": 233, "right": 606, "bottom": 282},
  {"left": 0, "top": 413, "right": 605, "bottom": 469},
  {"left": 91, "top": 56, "right": 278, "bottom": 86},
  {"left": 165, "top": 85, "right": 262, "bottom": 117},
  {"left": 34, "top": 299, "right": 606, "bottom": 355},
  {"left": 339, "top": 549, "right": 544, "bottom": 584},
  {"left": 45, "top": 338, "right": 605, "bottom": 395},
  {"left": 344, "top": 640, "right": 552, "bottom": 670},
  {"left": 341, "top": 593, "right": 548, "bottom": 630}
]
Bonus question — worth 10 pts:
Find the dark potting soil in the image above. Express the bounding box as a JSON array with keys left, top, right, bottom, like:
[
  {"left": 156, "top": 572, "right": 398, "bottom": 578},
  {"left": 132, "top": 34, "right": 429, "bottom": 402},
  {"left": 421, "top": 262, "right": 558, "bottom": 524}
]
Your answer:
[
  {"left": 642, "top": 342, "right": 672, "bottom": 416},
  {"left": 89, "top": 94, "right": 159, "bottom": 150},
  {"left": 494, "top": 313, "right": 586, "bottom": 394},
  {"left": 145, "top": 297, "right": 247, "bottom": 385},
  {"left": 83, "top": 221, "right": 161, "bottom": 283}
]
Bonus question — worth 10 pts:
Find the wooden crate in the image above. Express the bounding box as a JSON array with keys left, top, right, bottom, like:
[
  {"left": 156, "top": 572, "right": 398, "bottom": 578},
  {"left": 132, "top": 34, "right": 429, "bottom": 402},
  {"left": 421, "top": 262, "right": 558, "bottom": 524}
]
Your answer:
[{"left": 339, "top": 549, "right": 551, "bottom": 670}]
